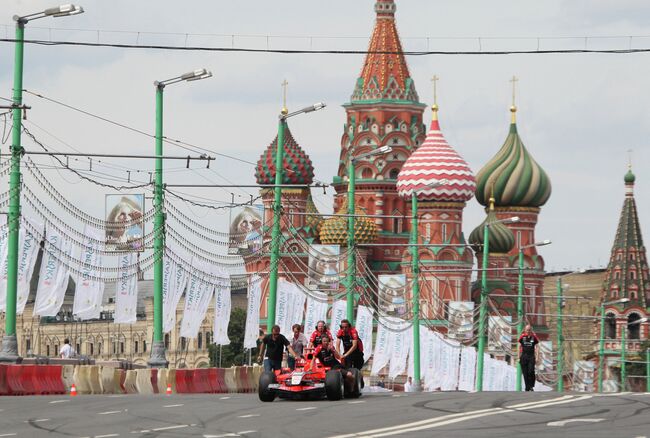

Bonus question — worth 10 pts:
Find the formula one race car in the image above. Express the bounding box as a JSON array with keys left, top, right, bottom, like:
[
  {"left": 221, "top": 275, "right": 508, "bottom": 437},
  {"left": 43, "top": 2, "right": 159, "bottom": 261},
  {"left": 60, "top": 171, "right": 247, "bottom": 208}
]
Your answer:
[{"left": 258, "top": 353, "right": 362, "bottom": 402}]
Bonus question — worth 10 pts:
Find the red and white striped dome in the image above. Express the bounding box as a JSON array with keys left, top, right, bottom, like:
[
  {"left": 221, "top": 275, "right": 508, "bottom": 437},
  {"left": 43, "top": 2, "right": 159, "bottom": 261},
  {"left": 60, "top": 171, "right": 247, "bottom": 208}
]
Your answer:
[{"left": 397, "top": 112, "right": 476, "bottom": 202}]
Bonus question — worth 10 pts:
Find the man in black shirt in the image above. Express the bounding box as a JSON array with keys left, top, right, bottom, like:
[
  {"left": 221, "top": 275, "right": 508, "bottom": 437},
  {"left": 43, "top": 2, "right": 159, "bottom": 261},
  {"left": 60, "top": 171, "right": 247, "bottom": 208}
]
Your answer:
[
  {"left": 257, "top": 325, "right": 300, "bottom": 372},
  {"left": 518, "top": 324, "right": 540, "bottom": 391}
]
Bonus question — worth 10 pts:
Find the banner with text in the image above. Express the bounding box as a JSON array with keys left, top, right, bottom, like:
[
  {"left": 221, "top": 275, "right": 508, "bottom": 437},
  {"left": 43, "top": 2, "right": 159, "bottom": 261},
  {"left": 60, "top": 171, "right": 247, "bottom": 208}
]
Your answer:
[
  {"left": 114, "top": 252, "right": 138, "bottom": 324},
  {"left": 73, "top": 226, "right": 105, "bottom": 320},
  {"left": 34, "top": 231, "right": 73, "bottom": 317},
  {"left": 213, "top": 274, "right": 232, "bottom": 345},
  {"left": 244, "top": 275, "right": 263, "bottom": 349}
]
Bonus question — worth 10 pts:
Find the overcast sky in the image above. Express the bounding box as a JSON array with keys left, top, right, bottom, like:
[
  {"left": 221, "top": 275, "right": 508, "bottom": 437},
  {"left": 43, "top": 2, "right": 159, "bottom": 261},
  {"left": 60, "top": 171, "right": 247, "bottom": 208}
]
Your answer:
[{"left": 1, "top": 0, "right": 650, "bottom": 274}]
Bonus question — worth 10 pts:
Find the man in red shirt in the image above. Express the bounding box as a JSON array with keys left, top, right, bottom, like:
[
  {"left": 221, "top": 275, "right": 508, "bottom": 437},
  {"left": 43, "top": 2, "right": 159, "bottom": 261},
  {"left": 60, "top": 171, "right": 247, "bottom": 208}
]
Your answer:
[
  {"left": 518, "top": 324, "right": 540, "bottom": 391},
  {"left": 311, "top": 335, "right": 355, "bottom": 390},
  {"left": 308, "top": 320, "right": 332, "bottom": 349},
  {"left": 336, "top": 319, "right": 365, "bottom": 371}
]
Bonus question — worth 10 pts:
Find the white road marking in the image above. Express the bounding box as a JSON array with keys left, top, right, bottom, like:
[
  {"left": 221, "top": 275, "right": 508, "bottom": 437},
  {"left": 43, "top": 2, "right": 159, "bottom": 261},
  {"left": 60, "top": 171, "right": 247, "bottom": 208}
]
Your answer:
[
  {"left": 152, "top": 425, "right": 189, "bottom": 432},
  {"left": 95, "top": 434, "right": 120, "bottom": 438},
  {"left": 49, "top": 399, "right": 70, "bottom": 404},
  {"left": 238, "top": 432, "right": 257, "bottom": 435},
  {"left": 0, "top": 433, "right": 17, "bottom": 437},
  {"left": 391, "top": 395, "right": 403, "bottom": 398},
  {"left": 296, "top": 407, "right": 317, "bottom": 411},
  {"left": 219, "top": 396, "right": 231, "bottom": 400},
  {"left": 131, "top": 430, "right": 150, "bottom": 434},
  {"left": 26, "top": 419, "right": 50, "bottom": 423},
  {"left": 348, "top": 401, "right": 365, "bottom": 404},
  {"left": 335, "top": 395, "right": 592, "bottom": 438},
  {"left": 204, "top": 434, "right": 238, "bottom": 438},
  {"left": 163, "top": 404, "right": 184, "bottom": 408},
  {"left": 596, "top": 392, "right": 631, "bottom": 397},
  {"left": 548, "top": 418, "right": 604, "bottom": 427},
  {"left": 97, "top": 411, "right": 122, "bottom": 415},
  {"left": 108, "top": 395, "right": 125, "bottom": 398},
  {"left": 237, "top": 414, "right": 260, "bottom": 418}
]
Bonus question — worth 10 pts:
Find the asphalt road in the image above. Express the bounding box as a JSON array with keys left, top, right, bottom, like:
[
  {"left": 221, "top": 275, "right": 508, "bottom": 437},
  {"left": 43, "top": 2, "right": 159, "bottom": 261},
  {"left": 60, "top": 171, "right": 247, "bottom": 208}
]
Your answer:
[{"left": 0, "top": 391, "right": 648, "bottom": 438}]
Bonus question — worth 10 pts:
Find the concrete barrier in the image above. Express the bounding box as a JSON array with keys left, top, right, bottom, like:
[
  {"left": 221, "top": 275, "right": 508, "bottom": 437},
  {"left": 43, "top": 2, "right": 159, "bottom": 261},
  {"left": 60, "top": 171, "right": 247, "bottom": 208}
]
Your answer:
[
  {"left": 123, "top": 370, "right": 138, "bottom": 394},
  {"left": 73, "top": 366, "right": 92, "bottom": 395},
  {"left": 249, "top": 365, "right": 262, "bottom": 392},
  {"left": 224, "top": 367, "right": 237, "bottom": 393},
  {"left": 100, "top": 366, "right": 115, "bottom": 394},
  {"left": 112, "top": 369, "right": 125, "bottom": 394},
  {"left": 88, "top": 365, "right": 102, "bottom": 394},
  {"left": 135, "top": 369, "right": 154, "bottom": 394},
  {"left": 62, "top": 365, "right": 75, "bottom": 392}
]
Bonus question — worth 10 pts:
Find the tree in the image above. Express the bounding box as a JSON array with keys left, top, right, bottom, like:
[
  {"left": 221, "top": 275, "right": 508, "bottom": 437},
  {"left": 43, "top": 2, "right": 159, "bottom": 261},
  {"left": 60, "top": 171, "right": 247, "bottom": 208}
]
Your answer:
[{"left": 208, "top": 307, "right": 260, "bottom": 367}]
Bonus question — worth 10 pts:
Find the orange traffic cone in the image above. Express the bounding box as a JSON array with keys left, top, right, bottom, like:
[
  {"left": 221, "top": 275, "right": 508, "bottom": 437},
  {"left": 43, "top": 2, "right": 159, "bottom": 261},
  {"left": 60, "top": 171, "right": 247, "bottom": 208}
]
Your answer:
[
  {"left": 70, "top": 384, "right": 77, "bottom": 397},
  {"left": 166, "top": 384, "right": 172, "bottom": 396}
]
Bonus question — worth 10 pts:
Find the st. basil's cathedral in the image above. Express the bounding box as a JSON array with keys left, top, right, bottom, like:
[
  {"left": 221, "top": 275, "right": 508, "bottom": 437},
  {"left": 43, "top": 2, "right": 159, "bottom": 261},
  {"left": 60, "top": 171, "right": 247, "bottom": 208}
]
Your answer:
[{"left": 249, "top": 0, "right": 649, "bottom": 356}]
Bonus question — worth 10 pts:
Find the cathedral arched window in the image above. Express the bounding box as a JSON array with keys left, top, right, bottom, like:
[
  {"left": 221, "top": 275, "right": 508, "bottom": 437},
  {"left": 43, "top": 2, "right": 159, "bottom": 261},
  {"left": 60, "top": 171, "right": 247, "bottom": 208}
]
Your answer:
[
  {"left": 605, "top": 313, "right": 616, "bottom": 339},
  {"left": 628, "top": 313, "right": 641, "bottom": 339},
  {"left": 164, "top": 334, "right": 170, "bottom": 349},
  {"left": 198, "top": 332, "right": 203, "bottom": 350},
  {"left": 389, "top": 169, "right": 399, "bottom": 180},
  {"left": 630, "top": 271, "right": 636, "bottom": 280},
  {"left": 425, "top": 223, "right": 431, "bottom": 241}
]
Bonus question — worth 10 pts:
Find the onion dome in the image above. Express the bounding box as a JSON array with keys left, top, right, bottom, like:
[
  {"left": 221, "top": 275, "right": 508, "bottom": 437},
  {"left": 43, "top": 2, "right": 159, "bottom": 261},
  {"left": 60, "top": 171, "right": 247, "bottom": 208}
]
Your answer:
[
  {"left": 397, "top": 108, "right": 476, "bottom": 201},
  {"left": 474, "top": 108, "right": 551, "bottom": 207},
  {"left": 624, "top": 168, "right": 636, "bottom": 184},
  {"left": 319, "top": 199, "right": 378, "bottom": 246},
  {"left": 305, "top": 192, "right": 322, "bottom": 232},
  {"left": 255, "top": 124, "right": 314, "bottom": 185},
  {"left": 469, "top": 198, "right": 515, "bottom": 254}
]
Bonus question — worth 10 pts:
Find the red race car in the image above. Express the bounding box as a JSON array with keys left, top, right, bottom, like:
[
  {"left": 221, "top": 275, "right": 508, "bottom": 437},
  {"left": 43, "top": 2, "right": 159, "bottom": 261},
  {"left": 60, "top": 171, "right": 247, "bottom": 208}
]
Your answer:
[{"left": 258, "top": 352, "right": 362, "bottom": 402}]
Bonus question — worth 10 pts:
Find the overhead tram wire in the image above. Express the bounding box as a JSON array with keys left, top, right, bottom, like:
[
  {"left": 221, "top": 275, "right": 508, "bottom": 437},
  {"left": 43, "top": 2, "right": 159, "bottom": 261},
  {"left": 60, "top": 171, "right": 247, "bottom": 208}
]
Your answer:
[
  {"left": 4, "top": 37, "right": 650, "bottom": 55},
  {"left": 22, "top": 89, "right": 257, "bottom": 166}
]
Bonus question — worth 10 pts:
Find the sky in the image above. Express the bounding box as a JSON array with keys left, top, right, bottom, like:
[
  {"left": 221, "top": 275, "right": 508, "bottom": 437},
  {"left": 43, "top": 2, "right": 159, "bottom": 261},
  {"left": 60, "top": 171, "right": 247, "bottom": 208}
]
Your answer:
[{"left": 1, "top": 0, "right": 650, "bottom": 275}]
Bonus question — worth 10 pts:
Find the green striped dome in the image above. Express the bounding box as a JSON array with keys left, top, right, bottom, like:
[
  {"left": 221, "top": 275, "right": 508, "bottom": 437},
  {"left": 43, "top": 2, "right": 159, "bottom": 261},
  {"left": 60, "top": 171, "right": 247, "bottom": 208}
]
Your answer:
[
  {"left": 475, "top": 119, "right": 551, "bottom": 207},
  {"left": 624, "top": 168, "right": 636, "bottom": 184},
  {"left": 469, "top": 200, "right": 515, "bottom": 254}
]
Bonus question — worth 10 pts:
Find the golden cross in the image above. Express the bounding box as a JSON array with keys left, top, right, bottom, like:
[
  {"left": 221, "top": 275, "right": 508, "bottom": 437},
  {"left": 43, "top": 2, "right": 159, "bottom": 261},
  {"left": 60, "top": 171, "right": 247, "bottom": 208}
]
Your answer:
[
  {"left": 431, "top": 75, "right": 439, "bottom": 106},
  {"left": 627, "top": 149, "right": 633, "bottom": 169},
  {"left": 510, "top": 75, "right": 518, "bottom": 107},
  {"left": 281, "top": 79, "right": 289, "bottom": 112}
]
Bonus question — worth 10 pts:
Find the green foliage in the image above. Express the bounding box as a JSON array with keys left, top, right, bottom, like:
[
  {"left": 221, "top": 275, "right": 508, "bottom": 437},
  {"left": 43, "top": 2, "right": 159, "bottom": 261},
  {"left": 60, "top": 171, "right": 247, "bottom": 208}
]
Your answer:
[
  {"left": 626, "top": 339, "right": 650, "bottom": 378},
  {"left": 208, "top": 307, "right": 260, "bottom": 367}
]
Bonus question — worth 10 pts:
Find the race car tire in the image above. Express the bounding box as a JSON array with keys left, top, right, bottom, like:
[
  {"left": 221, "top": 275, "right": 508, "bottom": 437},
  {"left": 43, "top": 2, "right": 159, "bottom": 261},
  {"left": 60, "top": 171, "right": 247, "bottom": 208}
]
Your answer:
[
  {"left": 325, "top": 370, "right": 343, "bottom": 401},
  {"left": 258, "top": 371, "right": 277, "bottom": 402},
  {"left": 344, "top": 368, "right": 362, "bottom": 399}
]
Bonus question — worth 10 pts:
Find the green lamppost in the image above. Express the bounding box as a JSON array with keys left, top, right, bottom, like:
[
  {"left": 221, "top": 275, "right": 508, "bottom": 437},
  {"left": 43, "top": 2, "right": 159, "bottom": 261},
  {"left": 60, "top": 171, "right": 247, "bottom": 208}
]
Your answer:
[
  {"left": 555, "top": 277, "right": 565, "bottom": 392},
  {"left": 597, "top": 298, "right": 629, "bottom": 392},
  {"left": 620, "top": 317, "right": 648, "bottom": 392},
  {"left": 409, "top": 180, "right": 447, "bottom": 392},
  {"left": 646, "top": 348, "right": 650, "bottom": 393},
  {"left": 475, "top": 210, "right": 519, "bottom": 392},
  {"left": 345, "top": 145, "right": 392, "bottom": 324},
  {"left": 0, "top": 4, "right": 84, "bottom": 364},
  {"left": 148, "top": 69, "right": 212, "bottom": 368},
  {"left": 266, "top": 102, "right": 326, "bottom": 330},
  {"left": 515, "top": 240, "right": 551, "bottom": 391}
]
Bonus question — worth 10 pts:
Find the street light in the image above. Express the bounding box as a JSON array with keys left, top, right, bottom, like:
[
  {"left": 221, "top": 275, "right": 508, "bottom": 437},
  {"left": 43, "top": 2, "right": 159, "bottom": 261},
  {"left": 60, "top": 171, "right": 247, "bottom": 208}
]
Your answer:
[
  {"left": 475, "top": 211, "right": 519, "bottom": 391},
  {"left": 148, "top": 68, "right": 212, "bottom": 368},
  {"left": 597, "top": 297, "right": 630, "bottom": 392},
  {"left": 620, "top": 316, "right": 647, "bottom": 392},
  {"left": 410, "top": 179, "right": 448, "bottom": 392},
  {"left": 266, "top": 101, "right": 326, "bottom": 330},
  {"left": 515, "top": 239, "right": 551, "bottom": 391},
  {"left": 345, "top": 146, "right": 393, "bottom": 324},
  {"left": 0, "top": 4, "right": 84, "bottom": 364}
]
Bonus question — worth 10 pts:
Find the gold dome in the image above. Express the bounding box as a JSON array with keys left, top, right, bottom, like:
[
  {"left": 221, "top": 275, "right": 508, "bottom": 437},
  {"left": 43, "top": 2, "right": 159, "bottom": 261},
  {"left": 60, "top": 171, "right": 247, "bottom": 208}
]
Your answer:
[
  {"left": 319, "top": 198, "right": 378, "bottom": 246},
  {"left": 305, "top": 193, "right": 322, "bottom": 232}
]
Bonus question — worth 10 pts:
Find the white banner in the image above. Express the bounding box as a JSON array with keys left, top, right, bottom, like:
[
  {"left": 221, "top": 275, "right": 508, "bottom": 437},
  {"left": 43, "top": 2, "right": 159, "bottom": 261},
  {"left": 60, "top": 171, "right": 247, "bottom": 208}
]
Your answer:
[
  {"left": 355, "top": 305, "right": 374, "bottom": 358},
  {"left": 441, "top": 338, "right": 461, "bottom": 391},
  {"left": 458, "top": 346, "right": 477, "bottom": 391},
  {"left": 34, "top": 231, "right": 73, "bottom": 316},
  {"left": 213, "top": 274, "right": 231, "bottom": 345},
  {"left": 276, "top": 279, "right": 306, "bottom": 337},
  {"left": 163, "top": 255, "right": 190, "bottom": 333},
  {"left": 330, "top": 299, "right": 347, "bottom": 340},
  {"left": 389, "top": 324, "right": 412, "bottom": 380},
  {"left": 371, "top": 317, "right": 392, "bottom": 376},
  {"left": 73, "top": 226, "right": 105, "bottom": 320},
  {"left": 16, "top": 219, "right": 43, "bottom": 314},
  {"left": 304, "top": 291, "right": 328, "bottom": 333},
  {"left": 114, "top": 252, "right": 138, "bottom": 324},
  {"left": 180, "top": 262, "right": 216, "bottom": 339},
  {"left": 244, "top": 275, "right": 263, "bottom": 349}
]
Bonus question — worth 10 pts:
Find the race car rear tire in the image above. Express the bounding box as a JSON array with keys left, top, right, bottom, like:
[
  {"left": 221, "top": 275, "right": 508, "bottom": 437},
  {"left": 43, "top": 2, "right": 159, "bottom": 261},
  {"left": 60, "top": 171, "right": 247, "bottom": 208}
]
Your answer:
[
  {"left": 258, "top": 371, "right": 277, "bottom": 402},
  {"left": 344, "top": 368, "right": 362, "bottom": 398},
  {"left": 325, "top": 370, "right": 343, "bottom": 401}
]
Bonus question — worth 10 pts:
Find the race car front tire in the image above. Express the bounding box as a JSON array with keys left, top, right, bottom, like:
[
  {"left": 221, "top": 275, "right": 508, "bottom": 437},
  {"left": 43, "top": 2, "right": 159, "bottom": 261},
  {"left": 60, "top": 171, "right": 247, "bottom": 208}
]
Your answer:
[
  {"left": 258, "top": 371, "right": 277, "bottom": 402},
  {"left": 344, "top": 368, "right": 362, "bottom": 399},
  {"left": 325, "top": 370, "right": 344, "bottom": 401}
]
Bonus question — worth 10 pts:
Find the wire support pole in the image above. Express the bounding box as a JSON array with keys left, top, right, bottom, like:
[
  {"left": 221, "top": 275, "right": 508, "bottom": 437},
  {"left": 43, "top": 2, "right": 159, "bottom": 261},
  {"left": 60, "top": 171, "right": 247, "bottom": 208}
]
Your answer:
[
  {"left": 266, "top": 114, "right": 286, "bottom": 331},
  {"left": 516, "top": 249, "right": 524, "bottom": 391},
  {"left": 411, "top": 193, "right": 422, "bottom": 391},
  {"left": 475, "top": 224, "right": 490, "bottom": 391},
  {"left": 346, "top": 159, "right": 356, "bottom": 323},
  {"left": 621, "top": 327, "right": 626, "bottom": 392},
  {"left": 556, "top": 278, "right": 564, "bottom": 392},
  {"left": 0, "top": 20, "right": 24, "bottom": 363},
  {"left": 147, "top": 83, "right": 168, "bottom": 369},
  {"left": 598, "top": 302, "right": 606, "bottom": 392}
]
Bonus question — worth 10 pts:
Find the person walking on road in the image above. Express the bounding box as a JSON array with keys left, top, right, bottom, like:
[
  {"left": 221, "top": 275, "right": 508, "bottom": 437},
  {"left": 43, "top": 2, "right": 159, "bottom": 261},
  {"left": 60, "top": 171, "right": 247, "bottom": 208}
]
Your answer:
[
  {"left": 257, "top": 325, "right": 299, "bottom": 372},
  {"left": 288, "top": 324, "right": 308, "bottom": 370},
  {"left": 518, "top": 324, "right": 540, "bottom": 391}
]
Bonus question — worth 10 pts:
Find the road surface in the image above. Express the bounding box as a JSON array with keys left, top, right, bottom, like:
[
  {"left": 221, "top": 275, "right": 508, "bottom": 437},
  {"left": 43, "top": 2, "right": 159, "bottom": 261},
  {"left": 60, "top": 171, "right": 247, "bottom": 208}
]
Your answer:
[{"left": 0, "top": 391, "right": 648, "bottom": 437}]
